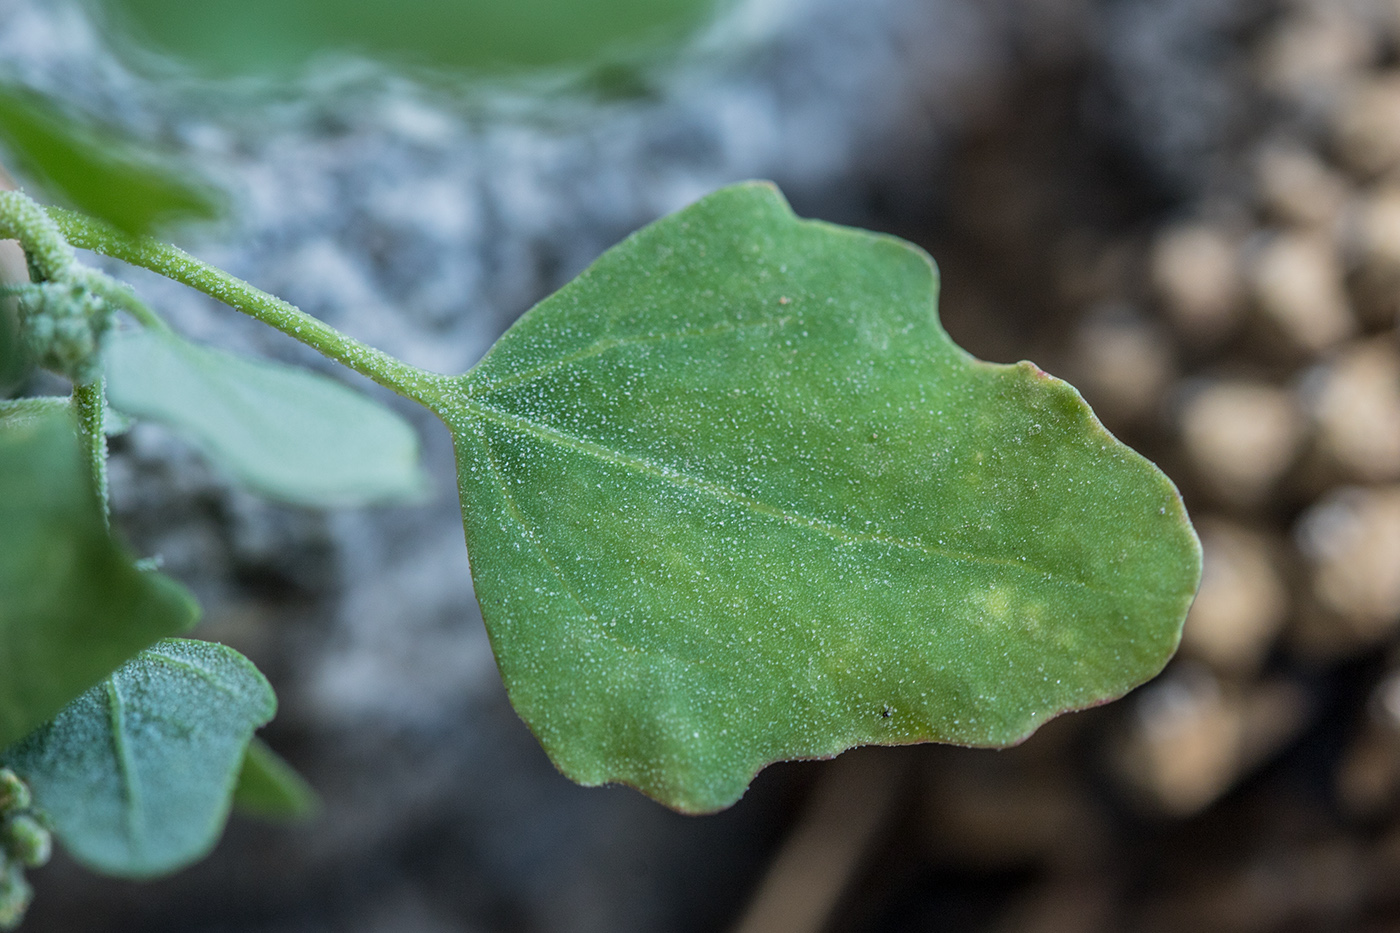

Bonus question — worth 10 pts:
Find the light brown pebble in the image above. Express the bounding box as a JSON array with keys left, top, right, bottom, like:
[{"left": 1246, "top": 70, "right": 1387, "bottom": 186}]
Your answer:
[
  {"left": 1297, "top": 485, "right": 1400, "bottom": 641},
  {"left": 1334, "top": 71, "right": 1400, "bottom": 177},
  {"left": 1255, "top": 6, "right": 1377, "bottom": 102},
  {"left": 1305, "top": 337, "right": 1400, "bottom": 480},
  {"left": 1179, "top": 380, "right": 1307, "bottom": 505},
  {"left": 1115, "top": 664, "right": 1308, "bottom": 816},
  {"left": 1150, "top": 224, "right": 1244, "bottom": 344},
  {"left": 1357, "top": 183, "right": 1400, "bottom": 273},
  {"left": 1255, "top": 142, "right": 1352, "bottom": 230},
  {"left": 1250, "top": 231, "right": 1356, "bottom": 353},
  {"left": 1182, "top": 519, "right": 1290, "bottom": 674},
  {"left": 1069, "top": 311, "right": 1174, "bottom": 426}
]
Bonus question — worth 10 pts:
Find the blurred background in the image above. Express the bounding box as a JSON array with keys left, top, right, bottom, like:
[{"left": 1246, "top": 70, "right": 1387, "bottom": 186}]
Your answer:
[{"left": 5, "top": 0, "right": 1400, "bottom": 929}]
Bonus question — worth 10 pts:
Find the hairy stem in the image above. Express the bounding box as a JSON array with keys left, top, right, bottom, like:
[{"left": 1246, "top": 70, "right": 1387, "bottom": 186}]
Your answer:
[
  {"left": 71, "top": 378, "right": 109, "bottom": 527},
  {"left": 0, "top": 191, "right": 75, "bottom": 282},
  {"left": 49, "top": 208, "right": 452, "bottom": 409}
]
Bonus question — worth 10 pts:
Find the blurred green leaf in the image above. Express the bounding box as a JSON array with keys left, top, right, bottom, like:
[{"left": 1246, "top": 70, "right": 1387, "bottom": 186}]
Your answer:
[
  {"left": 105, "top": 328, "right": 429, "bottom": 507},
  {"left": 2, "top": 639, "right": 276, "bottom": 878},
  {"left": 0, "top": 413, "right": 198, "bottom": 751},
  {"left": 0, "top": 83, "right": 222, "bottom": 235},
  {"left": 232, "top": 738, "right": 319, "bottom": 822},
  {"left": 446, "top": 182, "right": 1202, "bottom": 813},
  {"left": 96, "top": 0, "right": 718, "bottom": 76},
  {"left": 0, "top": 297, "right": 23, "bottom": 395}
]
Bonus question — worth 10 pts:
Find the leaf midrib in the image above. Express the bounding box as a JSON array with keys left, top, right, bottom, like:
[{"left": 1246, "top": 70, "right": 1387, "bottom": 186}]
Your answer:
[
  {"left": 464, "top": 315, "right": 796, "bottom": 399},
  {"left": 463, "top": 397, "right": 1112, "bottom": 595}
]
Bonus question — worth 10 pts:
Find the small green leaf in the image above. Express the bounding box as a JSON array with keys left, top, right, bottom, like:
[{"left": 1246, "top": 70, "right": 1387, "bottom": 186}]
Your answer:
[
  {"left": 441, "top": 182, "right": 1202, "bottom": 814},
  {"left": 232, "top": 737, "right": 319, "bottom": 822},
  {"left": 2, "top": 639, "right": 276, "bottom": 878},
  {"left": 0, "top": 82, "right": 222, "bottom": 235},
  {"left": 0, "top": 413, "right": 198, "bottom": 751},
  {"left": 105, "top": 328, "right": 429, "bottom": 507}
]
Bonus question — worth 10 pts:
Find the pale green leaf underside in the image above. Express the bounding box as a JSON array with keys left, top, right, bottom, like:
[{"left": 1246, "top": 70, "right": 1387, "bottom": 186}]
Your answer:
[
  {"left": 442, "top": 182, "right": 1202, "bottom": 813},
  {"left": 2, "top": 639, "right": 276, "bottom": 878},
  {"left": 105, "top": 328, "right": 428, "bottom": 507},
  {"left": 0, "top": 413, "right": 197, "bottom": 751}
]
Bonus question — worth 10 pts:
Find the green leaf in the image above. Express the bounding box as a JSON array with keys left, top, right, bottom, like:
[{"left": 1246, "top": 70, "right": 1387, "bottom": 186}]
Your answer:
[
  {"left": 105, "top": 328, "right": 429, "bottom": 507},
  {"left": 2, "top": 639, "right": 276, "bottom": 878},
  {"left": 442, "top": 182, "right": 1202, "bottom": 814},
  {"left": 231, "top": 737, "right": 319, "bottom": 822},
  {"left": 0, "top": 297, "right": 23, "bottom": 395},
  {"left": 0, "top": 82, "right": 222, "bottom": 235},
  {"left": 0, "top": 413, "right": 198, "bottom": 751},
  {"left": 98, "top": 0, "right": 718, "bottom": 77}
]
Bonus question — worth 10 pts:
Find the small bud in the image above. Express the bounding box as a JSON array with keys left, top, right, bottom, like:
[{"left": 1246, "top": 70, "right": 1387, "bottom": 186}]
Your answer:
[
  {"left": 0, "top": 773, "right": 29, "bottom": 814},
  {"left": 16, "top": 280, "right": 113, "bottom": 384},
  {"left": 3, "top": 815, "right": 50, "bottom": 869}
]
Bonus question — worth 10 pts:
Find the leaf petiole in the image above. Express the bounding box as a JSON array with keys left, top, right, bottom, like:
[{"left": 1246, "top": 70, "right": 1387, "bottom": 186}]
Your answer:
[
  {"left": 48, "top": 208, "right": 452, "bottom": 410},
  {"left": 70, "top": 377, "right": 108, "bottom": 525}
]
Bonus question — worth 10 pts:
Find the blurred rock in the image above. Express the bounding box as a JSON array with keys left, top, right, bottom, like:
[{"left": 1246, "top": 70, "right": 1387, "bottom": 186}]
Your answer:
[
  {"left": 1254, "top": 142, "right": 1352, "bottom": 232},
  {"left": 1249, "top": 231, "right": 1356, "bottom": 354},
  {"left": 1150, "top": 223, "right": 1245, "bottom": 345},
  {"left": 1255, "top": 2, "right": 1378, "bottom": 105},
  {"left": 1182, "top": 518, "right": 1290, "bottom": 674},
  {"left": 1178, "top": 379, "right": 1307, "bottom": 505},
  {"left": 1297, "top": 484, "right": 1400, "bottom": 644},
  {"left": 1333, "top": 71, "right": 1400, "bottom": 178},
  {"left": 1357, "top": 182, "right": 1400, "bottom": 273},
  {"left": 1303, "top": 337, "right": 1400, "bottom": 481},
  {"left": 1115, "top": 664, "right": 1309, "bottom": 816},
  {"left": 1095, "top": 0, "right": 1264, "bottom": 192},
  {"left": 1068, "top": 307, "right": 1176, "bottom": 427},
  {"left": 1351, "top": 182, "right": 1400, "bottom": 325}
]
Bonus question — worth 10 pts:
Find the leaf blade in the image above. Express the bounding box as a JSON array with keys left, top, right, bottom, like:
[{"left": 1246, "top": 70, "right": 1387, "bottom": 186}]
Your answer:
[
  {"left": 446, "top": 182, "right": 1202, "bottom": 813},
  {"left": 2, "top": 639, "right": 276, "bottom": 878},
  {"left": 0, "top": 413, "right": 198, "bottom": 751},
  {"left": 105, "top": 328, "right": 429, "bottom": 507},
  {"left": 0, "top": 82, "right": 222, "bottom": 235},
  {"left": 232, "top": 737, "right": 319, "bottom": 822}
]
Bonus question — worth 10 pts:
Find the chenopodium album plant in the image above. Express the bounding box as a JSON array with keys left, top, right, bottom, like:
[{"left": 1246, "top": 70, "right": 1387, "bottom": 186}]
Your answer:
[{"left": 0, "top": 180, "right": 1201, "bottom": 922}]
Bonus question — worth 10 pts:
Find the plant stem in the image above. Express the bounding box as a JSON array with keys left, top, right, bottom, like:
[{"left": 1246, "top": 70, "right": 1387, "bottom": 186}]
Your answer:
[
  {"left": 48, "top": 208, "right": 454, "bottom": 410},
  {"left": 0, "top": 191, "right": 75, "bottom": 282},
  {"left": 71, "top": 378, "right": 109, "bottom": 527}
]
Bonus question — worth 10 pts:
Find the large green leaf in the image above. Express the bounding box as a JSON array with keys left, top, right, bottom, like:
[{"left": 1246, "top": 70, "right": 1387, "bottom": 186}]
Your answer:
[
  {"left": 0, "top": 82, "right": 222, "bottom": 235},
  {"left": 0, "top": 413, "right": 198, "bottom": 751},
  {"left": 2, "top": 639, "right": 276, "bottom": 878},
  {"left": 441, "top": 182, "right": 1202, "bottom": 813},
  {"left": 105, "top": 328, "right": 429, "bottom": 507}
]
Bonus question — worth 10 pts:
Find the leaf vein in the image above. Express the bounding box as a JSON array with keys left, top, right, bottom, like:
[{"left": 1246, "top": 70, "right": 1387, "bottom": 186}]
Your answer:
[
  {"left": 467, "top": 315, "right": 795, "bottom": 399},
  {"left": 468, "top": 399, "right": 1106, "bottom": 593},
  {"left": 105, "top": 677, "right": 143, "bottom": 856}
]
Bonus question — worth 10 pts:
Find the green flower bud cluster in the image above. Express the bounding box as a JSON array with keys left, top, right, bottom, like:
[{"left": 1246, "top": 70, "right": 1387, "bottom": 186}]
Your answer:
[
  {"left": 0, "top": 769, "right": 51, "bottom": 931},
  {"left": 16, "top": 279, "right": 113, "bottom": 385}
]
